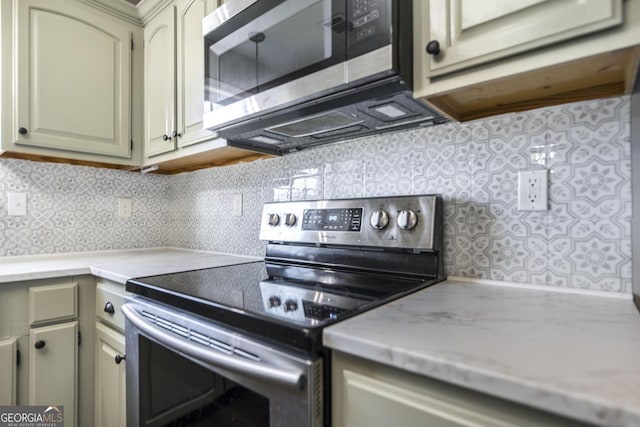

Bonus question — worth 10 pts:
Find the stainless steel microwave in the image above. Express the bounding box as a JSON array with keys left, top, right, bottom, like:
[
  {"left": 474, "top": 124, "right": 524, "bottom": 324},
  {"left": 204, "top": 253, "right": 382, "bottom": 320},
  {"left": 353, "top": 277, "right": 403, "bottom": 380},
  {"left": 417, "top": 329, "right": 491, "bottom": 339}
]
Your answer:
[{"left": 202, "top": 0, "right": 446, "bottom": 154}]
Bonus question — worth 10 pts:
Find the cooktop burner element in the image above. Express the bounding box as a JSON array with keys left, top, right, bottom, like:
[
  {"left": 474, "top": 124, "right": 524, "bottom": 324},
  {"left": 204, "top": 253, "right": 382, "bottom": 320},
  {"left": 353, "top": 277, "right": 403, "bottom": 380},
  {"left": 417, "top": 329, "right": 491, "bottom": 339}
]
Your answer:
[{"left": 126, "top": 195, "right": 444, "bottom": 353}]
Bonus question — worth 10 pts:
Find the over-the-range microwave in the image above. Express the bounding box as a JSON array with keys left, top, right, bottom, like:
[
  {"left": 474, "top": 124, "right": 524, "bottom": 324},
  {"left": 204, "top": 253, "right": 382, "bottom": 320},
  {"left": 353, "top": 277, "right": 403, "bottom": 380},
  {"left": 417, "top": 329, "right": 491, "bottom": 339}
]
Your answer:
[{"left": 202, "top": 0, "right": 447, "bottom": 154}]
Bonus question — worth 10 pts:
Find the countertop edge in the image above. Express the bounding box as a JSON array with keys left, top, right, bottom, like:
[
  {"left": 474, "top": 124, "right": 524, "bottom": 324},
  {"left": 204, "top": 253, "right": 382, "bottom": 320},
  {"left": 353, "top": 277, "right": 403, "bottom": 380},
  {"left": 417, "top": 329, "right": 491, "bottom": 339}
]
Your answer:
[
  {"left": 323, "top": 279, "right": 640, "bottom": 427},
  {"left": 0, "top": 247, "right": 263, "bottom": 285}
]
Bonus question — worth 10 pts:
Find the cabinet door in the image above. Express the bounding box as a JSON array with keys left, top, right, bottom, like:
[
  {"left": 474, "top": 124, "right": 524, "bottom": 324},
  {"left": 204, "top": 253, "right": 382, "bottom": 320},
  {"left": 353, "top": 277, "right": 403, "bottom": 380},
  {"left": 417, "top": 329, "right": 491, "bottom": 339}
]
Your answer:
[
  {"left": 340, "top": 369, "right": 510, "bottom": 427},
  {"left": 14, "top": 0, "right": 133, "bottom": 158},
  {"left": 144, "top": 4, "right": 177, "bottom": 157},
  {"left": 0, "top": 338, "right": 17, "bottom": 405},
  {"left": 425, "top": 0, "right": 622, "bottom": 77},
  {"left": 176, "top": 0, "right": 218, "bottom": 148},
  {"left": 30, "top": 321, "right": 78, "bottom": 427},
  {"left": 95, "top": 323, "right": 126, "bottom": 427}
]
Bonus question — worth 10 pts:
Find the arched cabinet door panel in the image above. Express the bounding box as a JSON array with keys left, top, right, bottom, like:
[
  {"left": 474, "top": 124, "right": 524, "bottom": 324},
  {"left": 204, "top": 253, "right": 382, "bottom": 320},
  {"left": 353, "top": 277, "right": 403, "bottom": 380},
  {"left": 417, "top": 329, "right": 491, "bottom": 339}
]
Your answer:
[{"left": 14, "top": 0, "right": 133, "bottom": 159}]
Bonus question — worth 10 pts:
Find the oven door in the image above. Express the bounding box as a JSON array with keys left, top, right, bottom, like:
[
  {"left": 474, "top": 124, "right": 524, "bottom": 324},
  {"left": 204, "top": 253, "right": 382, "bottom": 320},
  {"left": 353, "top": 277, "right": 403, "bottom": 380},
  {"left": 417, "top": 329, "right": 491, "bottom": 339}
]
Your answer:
[
  {"left": 202, "top": 0, "right": 393, "bottom": 131},
  {"left": 122, "top": 298, "right": 322, "bottom": 427}
]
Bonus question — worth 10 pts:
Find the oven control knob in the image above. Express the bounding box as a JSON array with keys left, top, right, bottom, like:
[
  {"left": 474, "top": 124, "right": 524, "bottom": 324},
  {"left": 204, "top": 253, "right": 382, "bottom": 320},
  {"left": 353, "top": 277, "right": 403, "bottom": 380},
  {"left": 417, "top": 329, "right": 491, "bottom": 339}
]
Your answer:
[
  {"left": 284, "top": 299, "right": 298, "bottom": 313},
  {"left": 268, "top": 296, "right": 281, "bottom": 308},
  {"left": 267, "top": 213, "right": 280, "bottom": 226},
  {"left": 284, "top": 213, "right": 297, "bottom": 227},
  {"left": 397, "top": 209, "right": 418, "bottom": 230},
  {"left": 370, "top": 209, "right": 389, "bottom": 230}
]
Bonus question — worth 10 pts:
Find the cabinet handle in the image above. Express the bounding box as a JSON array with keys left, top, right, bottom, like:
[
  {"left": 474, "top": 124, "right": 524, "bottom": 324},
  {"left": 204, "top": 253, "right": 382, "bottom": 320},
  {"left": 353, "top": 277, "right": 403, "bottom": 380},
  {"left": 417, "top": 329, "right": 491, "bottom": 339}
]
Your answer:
[
  {"left": 18, "top": 127, "right": 28, "bottom": 135},
  {"left": 172, "top": 131, "right": 181, "bottom": 138},
  {"left": 426, "top": 40, "right": 441, "bottom": 56},
  {"left": 104, "top": 301, "right": 115, "bottom": 314},
  {"left": 115, "top": 354, "right": 125, "bottom": 365},
  {"left": 162, "top": 134, "right": 171, "bottom": 142},
  {"left": 34, "top": 340, "right": 46, "bottom": 350}
]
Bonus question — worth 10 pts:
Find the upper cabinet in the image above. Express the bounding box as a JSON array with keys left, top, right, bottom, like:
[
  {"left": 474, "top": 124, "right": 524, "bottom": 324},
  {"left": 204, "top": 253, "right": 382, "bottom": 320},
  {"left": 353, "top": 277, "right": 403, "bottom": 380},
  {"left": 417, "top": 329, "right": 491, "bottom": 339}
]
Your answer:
[
  {"left": 0, "top": 0, "right": 143, "bottom": 166},
  {"left": 424, "top": 0, "right": 622, "bottom": 77},
  {"left": 141, "top": 0, "right": 274, "bottom": 173},
  {"left": 176, "top": 0, "right": 220, "bottom": 148},
  {"left": 144, "top": 3, "right": 177, "bottom": 157},
  {"left": 144, "top": 0, "right": 218, "bottom": 157},
  {"left": 414, "top": 0, "right": 640, "bottom": 121}
]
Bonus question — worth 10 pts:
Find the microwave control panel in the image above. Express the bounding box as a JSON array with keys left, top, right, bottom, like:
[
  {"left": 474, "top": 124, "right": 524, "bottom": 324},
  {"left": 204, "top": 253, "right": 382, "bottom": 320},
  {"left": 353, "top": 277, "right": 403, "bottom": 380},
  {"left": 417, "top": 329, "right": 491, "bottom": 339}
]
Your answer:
[{"left": 348, "top": 0, "right": 391, "bottom": 56}]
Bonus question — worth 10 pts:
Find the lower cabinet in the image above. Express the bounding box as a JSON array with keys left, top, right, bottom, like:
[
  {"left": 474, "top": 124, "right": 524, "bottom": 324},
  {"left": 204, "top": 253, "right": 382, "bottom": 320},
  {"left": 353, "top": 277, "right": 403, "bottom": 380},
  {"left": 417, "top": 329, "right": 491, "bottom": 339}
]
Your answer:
[
  {"left": 0, "top": 276, "right": 96, "bottom": 427},
  {"left": 332, "top": 351, "right": 590, "bottom": 427},
  {"left": 95, "top": 323, "right": 126, "bottom": 427},
  {"left": 94, "top": 278, "right": 128, "bottom": 426},
  {"left": 0, "top": 337, "right": 17, "bottom": 404},
  {"left": 29, "top": 321, "right": 78, "bottom": 427}
]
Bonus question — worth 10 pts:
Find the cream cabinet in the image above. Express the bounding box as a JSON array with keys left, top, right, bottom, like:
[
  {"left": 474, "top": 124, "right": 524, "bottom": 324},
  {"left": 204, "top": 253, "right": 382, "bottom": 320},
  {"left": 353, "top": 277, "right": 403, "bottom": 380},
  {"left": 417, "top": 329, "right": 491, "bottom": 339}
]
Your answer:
[
  {"left": 95, "top": 323, "right": 126, "bottom": 427},
  {"left": 423, "top": 0, "right": 622, "bottom": 77},
  {"left": 94, "top": 279, "right": 128, "bottom": 427},
  {"left": 176, "top": 0, "right": 221, "bottom": 148},
  {"left": 0, "top": 0, "right": 142, "bottom": 166},
  {"left": 144, "top": 3, "right": 177, "bottom": 157},
  {"left": 0, "top": 277, "right": 96, "bottom": 427},
  {"left": 332, "top": 351, "right": 590, "bottom": 427},
  {"left": 142, "top": 0, "right": 273, "bottom": 173},
  {"left": 414, "top": 0, "right": 640, "bottom": 122},
  {"left": 0, "top": 338, "right": 17, "bottom": 404},
  {"left": 144, "top": 0, "right": 219, "bottom": 157},
  {"left": 28, "top": 281, "right": 79, "bottom": 427},
  {"left": 29, "top": 322, "right": 78, "bottom": 426}
]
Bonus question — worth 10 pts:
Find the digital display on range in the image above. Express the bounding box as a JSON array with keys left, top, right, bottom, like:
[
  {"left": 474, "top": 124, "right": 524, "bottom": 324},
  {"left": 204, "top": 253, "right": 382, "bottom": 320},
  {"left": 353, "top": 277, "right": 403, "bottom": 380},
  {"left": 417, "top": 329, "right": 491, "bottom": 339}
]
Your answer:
[{"left": 302, "top": 208, "right": 362, "bottom": 231}]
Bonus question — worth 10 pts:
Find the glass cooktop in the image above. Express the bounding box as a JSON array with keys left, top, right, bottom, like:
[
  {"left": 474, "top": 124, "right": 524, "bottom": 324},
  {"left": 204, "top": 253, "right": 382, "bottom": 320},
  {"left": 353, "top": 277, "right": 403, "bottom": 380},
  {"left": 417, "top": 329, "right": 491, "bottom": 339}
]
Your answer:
[{"left": 126, "top": 261, "right": 433, "bottom": 353}]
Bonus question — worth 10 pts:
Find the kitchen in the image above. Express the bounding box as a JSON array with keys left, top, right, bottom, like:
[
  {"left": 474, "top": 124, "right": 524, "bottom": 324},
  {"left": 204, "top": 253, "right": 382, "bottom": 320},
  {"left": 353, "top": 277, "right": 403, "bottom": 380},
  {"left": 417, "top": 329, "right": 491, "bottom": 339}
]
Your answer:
[{"left": 1, "top": 0, "right": 640, "bottom": 426}]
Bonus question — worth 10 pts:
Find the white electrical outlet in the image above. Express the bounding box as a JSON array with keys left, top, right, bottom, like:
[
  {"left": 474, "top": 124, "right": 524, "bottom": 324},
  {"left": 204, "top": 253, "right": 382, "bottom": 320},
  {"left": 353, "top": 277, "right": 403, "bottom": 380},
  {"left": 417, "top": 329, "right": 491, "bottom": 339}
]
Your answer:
[
  {"left": 232, "top": 194, "right": 243, "bottom": 217},
  {"left": 117, "top": 198, "right": 132, "bottom": 218},
  {"left": 518, "top": 170, "right": 548, "bottom": 211},
  {"left": 7, "top": 192, "right": 27, "bottom": 216}
]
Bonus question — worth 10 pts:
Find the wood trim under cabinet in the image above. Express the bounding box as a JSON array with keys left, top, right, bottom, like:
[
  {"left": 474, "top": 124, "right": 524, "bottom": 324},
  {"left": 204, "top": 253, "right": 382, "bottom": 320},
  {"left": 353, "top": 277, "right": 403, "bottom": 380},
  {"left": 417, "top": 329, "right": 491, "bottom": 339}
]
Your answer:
[
  {"left": 423, "top": 46, "right": 640, "bottom": 122},
  {"left": 0, "top": 151, "right": 141, "bottom": 172},
  {"left": 149, "top": 146, "right": 276, "bottom": 174}
]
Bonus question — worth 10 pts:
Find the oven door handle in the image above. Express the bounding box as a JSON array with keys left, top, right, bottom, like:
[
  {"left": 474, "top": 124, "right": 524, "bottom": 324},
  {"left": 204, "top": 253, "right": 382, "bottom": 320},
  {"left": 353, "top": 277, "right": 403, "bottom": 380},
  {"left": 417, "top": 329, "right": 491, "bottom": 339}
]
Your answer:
[{"left": 121, "top": 304, "right": 306, "bottom": 391}]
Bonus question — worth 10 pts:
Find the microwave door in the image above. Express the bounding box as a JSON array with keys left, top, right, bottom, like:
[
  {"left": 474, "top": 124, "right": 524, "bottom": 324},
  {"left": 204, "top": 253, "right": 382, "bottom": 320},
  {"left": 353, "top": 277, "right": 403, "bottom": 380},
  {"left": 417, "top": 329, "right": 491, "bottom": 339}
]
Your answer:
[{"left": 203, "top": 0, "right": 348, "bottom": 131}]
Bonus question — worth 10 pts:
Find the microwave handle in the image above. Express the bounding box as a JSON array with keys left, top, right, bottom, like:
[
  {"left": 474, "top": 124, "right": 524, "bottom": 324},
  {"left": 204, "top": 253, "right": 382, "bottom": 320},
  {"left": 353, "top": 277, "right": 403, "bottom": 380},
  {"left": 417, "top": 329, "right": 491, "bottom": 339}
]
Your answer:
[{"left": 121, "top": 304, "right": 306, "bottom": 391}]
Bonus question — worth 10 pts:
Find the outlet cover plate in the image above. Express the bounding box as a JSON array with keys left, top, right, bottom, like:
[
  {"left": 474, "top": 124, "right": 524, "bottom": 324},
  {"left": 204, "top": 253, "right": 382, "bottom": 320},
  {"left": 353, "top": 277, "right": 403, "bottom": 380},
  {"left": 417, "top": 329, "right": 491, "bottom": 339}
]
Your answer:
[
  {"left": 518, "top": 170, "right": 548, "bottom": 211},
  {"left": 232, "top": 194, "right": 243, "bottom": 217},
  {"left": 117, "top": 198, "right": 132, "bottom": 218},
  {"left": 7, "top": 192, "right": 27, "bottom": 216}
]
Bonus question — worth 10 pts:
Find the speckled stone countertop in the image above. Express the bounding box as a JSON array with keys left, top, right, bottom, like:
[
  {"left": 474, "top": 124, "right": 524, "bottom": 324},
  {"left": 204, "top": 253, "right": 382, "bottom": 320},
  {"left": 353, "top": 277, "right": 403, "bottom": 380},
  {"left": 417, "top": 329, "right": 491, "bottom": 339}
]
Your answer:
[
  {"left": 323, "top": 280, "right": 640, "bottom": 427},
  {"left": 0, "top": 247, "right": 262, "bottom": 284}
]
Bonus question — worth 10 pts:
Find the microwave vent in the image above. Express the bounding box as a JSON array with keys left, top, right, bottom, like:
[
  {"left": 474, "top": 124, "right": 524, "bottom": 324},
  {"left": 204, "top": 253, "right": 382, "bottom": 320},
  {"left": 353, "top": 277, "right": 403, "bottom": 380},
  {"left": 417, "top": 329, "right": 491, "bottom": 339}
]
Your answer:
[{"left": 267, "top": 111, "right": 363, "bottom": 138}]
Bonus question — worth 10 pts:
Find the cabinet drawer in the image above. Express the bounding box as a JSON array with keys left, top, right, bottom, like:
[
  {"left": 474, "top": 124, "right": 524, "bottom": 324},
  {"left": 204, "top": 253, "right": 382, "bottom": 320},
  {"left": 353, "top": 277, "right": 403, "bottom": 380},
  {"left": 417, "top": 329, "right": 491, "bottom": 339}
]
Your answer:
[
  {"left": 96, "top": 281, "right": 127, "bottom": 332},
  {"left": 29, "top": 282, "right": 78, "bottom": 325}
]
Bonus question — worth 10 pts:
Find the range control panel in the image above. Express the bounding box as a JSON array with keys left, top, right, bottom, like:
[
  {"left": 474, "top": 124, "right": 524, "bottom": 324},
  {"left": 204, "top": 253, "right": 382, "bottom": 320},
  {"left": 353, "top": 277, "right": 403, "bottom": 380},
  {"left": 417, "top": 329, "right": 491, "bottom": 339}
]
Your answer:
[
  {"left": 302, "top": 208, "right": 363, "bottom": 231},
  {"left": 259, "top": 195, "right": 441, "bottom": 251}
]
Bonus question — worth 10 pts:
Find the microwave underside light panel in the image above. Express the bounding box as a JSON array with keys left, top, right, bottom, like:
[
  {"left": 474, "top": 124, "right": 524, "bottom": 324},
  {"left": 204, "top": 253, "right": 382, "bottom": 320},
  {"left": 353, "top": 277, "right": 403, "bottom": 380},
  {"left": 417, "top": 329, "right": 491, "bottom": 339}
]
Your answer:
[{"left": 229, "top": 93, "right": 446, "bottom": 153}]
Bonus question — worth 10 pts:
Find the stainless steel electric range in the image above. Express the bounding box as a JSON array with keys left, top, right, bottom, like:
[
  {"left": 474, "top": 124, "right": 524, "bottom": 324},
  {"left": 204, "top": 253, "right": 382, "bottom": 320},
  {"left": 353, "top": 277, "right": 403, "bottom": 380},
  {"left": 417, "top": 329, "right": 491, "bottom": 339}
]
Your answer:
[{"left": 123, "top": 195, "right": 444, "bottom": 427}]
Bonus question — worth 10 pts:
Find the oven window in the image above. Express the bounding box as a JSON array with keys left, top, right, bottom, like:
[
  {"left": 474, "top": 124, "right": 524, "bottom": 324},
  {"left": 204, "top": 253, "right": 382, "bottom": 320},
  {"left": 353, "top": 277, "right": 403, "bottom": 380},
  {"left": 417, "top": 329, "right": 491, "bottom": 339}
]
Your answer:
[
  {"left": 139, "top": 336, "right": 270, "bottom": 426},
  {"left": 204, "top": 0, "right": 347, "bottom": 108}
]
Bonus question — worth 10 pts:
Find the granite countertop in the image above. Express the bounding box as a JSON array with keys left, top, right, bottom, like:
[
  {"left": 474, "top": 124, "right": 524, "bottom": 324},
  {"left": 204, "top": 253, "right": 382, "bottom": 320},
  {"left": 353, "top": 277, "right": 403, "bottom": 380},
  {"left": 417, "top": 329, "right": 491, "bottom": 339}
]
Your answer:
[
  {"left": 0, "top": 247, "right": 262, "bottom": 284},
  {"left": 323, "top": 280, "right": 640, "bottom": 427}
]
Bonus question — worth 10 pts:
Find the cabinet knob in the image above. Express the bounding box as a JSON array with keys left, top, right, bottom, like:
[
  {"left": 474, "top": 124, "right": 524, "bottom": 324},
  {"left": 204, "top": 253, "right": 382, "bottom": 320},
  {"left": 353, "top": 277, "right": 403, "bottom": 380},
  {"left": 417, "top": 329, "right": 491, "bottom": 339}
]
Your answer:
[
  {"left": 34, "top": 340, "right": 46, "bottom": 350},
  {"left": 162, "top": 134, "right": 171, "bottom": 142},
  {"left": 426, "top": 40, "right": 441, "bottom": 56},
  {"left": 115, "top": 354, "right": 125, "bottom": 365},
  {"left": 172, "top": 130, "right": 181, "bottom": 138},
  {"left": 18, "top": 127, "right": 28, "bottom": 135},
  {"left": 104, "top": 301, "right": 115, "bottom": 314}
]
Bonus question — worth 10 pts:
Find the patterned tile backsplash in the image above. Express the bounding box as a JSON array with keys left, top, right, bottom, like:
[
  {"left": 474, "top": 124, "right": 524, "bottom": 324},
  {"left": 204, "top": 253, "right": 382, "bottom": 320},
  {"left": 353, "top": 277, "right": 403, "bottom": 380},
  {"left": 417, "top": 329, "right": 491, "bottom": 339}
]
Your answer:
[
  {"left": 0, "top": 161, "right": 172, "bottom": 255},
  {"left": 0, "top": 96, "right": 632, "bottom": 293}
]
